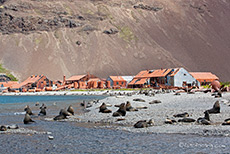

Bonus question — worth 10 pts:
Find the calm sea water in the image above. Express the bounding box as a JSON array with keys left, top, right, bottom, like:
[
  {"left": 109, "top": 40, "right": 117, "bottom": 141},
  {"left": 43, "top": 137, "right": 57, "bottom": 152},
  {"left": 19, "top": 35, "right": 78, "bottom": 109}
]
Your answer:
[{"left": 0, "top": 95, "right": 230, "bottom": 153}]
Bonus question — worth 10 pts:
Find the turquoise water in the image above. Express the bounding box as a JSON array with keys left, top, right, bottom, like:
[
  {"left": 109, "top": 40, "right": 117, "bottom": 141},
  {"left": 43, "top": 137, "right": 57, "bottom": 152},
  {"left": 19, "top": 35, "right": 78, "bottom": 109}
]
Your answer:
[{"left": 0, "top": 95, "right": 105, "bottom": 104}]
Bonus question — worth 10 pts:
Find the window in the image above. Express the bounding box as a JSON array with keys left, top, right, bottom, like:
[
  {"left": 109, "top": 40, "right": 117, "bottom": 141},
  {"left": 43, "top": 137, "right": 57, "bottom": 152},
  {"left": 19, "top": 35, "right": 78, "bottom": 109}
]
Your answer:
[
  {"left": 116, "top": 82, "right": 119, "bottom": 85},
  {"left": 122, "top": 82, "right": 124, "bottom": 85}
]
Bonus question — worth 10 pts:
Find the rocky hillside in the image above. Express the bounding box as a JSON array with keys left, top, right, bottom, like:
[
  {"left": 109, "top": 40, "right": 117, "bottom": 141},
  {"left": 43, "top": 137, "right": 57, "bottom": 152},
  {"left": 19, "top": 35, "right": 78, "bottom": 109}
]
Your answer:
[{"left": 0, "top": 0, "right": 229, "bottom": 81}]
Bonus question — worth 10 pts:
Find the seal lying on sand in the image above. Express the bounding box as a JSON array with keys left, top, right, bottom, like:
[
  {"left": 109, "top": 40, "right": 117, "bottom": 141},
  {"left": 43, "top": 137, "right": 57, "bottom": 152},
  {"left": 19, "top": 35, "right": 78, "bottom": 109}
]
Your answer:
[
  {"left": 164, "top": 118, "right": 177, "bottom": 124},
  {"left": 134, "top": 119, "right": 154, "bottom": 128},
  {"left": 23, "top": 113, "right": 35, "bottom": 124},
  {"left": 125, "top": 101, "right": 138, "bottom": 111},
  {"left": 205, "top": 101, "right": 220, "bottom": 114},
  {"left": 67, "top": 105, "right": 74, "bottom": 115},
  {"left": 197, "top": 111, "right": 211, "bottom": 125},
  {"left": 99, "top": 103, "right": 112, "bottom": 113},
  {"left": 24, "top": 105, "right": 34, "bottom": 115},
  {"left": 178, "top": 117, "right": 196, "bottom": 123},
  {"left": 149, "top": 100, "right": 161, "bottom": 104},
  {"left": 222, "top": 118, "right": 230, "bottom": 125},
  {"left": 133, "top": 98, "right": 145, "bottom": 102},
  {"left": 173, "top": 112, "right": 189, "bottom": 118},
  {"left": 112, "top": 103, "right": 126, "bottom": 117},
  {"left": 53, "top": 109, "right": 72, "bottom": 121},
  {"left": 38, "top": 104, "right": 47, "bottom": 116}
]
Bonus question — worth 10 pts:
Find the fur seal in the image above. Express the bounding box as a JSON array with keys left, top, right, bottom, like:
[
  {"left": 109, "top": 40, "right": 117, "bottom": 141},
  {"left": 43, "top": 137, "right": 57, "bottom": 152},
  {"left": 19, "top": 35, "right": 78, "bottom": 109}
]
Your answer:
[
  {"left": 0, "top": 125, "right": 7, "bottom": 131},
  {"left": 67, "top": 105, "right": 74, "bottom": 115},
  {"left": 53, "top": 109, "right": 71, "bottom": 121},
  {"left": 112, "top": 103, "right": 126, "bottom": 117},
  {"left": 38, "top": 103, "right": 47, "bottom": 116},
  {"left": 222, "top": 118, "right": 230, "bottom": 125},
  {"left": 164, "top": 118, "right": 177, "bottom": 124},
  {"left": 134, "top": 119, "right": 154, "bottom": 128},
  {"left": 197, "top": 111, "right": 211, "bottom": 125},
  {"left": 178, "top": 117, "right": 196, "bottom": 123},
  {"left": 205, "top": 101, "right": 220, "bottom": 114},
  {"left": 133, "top": 98, "right": 145, "bottom": 102},
  {"left": 23, "top": 113, "right": 35, "bottom": 124},
  {"left": 173, "top": 112, "right": 189, "bottom": 118},
  {"left": 24, "top": 105, "right": 34, "bottom": 115},
  {"left": 99, "top": 103, "right": 112, "bottom": 113},
  {"left": 125, "top": 101, "right": 138, "bottom": 111},
  {"left": 149, "top": 100, "right": 161, "bottom": 104}
]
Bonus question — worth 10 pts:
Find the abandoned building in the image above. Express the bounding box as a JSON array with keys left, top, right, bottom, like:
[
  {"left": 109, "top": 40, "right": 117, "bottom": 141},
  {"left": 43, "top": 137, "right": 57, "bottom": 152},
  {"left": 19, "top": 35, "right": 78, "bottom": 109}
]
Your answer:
[
  {"left": 64, "top": 74, "right": 98, "bottom": 89},
  {"left": 107, "top": 76, "right": 134, "bottom": 89},
  {"left": 128, "top": 68, "right": 199, "bottom": 88},
  {"left": 190, "top": 72, "right": 219, "bottom": 86},
  {"left": 11, "top": 75, "right": 53, "bottom": 92}
]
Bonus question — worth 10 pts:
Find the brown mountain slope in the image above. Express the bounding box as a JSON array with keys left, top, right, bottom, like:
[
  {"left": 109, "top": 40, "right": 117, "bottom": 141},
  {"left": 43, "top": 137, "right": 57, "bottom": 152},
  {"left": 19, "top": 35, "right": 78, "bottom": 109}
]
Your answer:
[{"left": 0, "top": 0, "right": 229, "bottom": 81}]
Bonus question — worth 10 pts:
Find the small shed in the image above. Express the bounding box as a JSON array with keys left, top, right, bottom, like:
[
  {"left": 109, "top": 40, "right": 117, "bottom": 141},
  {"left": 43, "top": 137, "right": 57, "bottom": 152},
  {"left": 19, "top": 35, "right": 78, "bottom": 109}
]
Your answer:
[{"left": 190, "top": 72, "right": 219, "bottom": 86}]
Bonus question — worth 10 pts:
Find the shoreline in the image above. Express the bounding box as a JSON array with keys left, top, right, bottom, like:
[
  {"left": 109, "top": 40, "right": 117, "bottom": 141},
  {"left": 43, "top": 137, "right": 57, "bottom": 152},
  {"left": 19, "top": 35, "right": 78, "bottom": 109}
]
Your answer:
[{"left": 63, "top": 91, "right": 230, "bottom": 136}]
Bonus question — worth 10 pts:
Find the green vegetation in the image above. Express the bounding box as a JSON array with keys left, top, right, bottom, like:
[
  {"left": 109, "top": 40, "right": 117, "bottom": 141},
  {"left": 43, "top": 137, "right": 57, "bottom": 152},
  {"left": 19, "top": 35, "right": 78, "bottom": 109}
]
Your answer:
[
  {"left": 221, "top": 82, "right": 230, "bottom": 87},
  {"left": 119, "top": 26, "right": 137, "bottom": 43},
  {"left": 0, "top": 64, "right": 18, "bottom": 81}
]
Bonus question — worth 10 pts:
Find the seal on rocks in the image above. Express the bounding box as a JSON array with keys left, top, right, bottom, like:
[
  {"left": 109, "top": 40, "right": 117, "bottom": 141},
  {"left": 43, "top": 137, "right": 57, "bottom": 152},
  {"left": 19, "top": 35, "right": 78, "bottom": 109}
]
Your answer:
[
  {"left": 149, "top": 100, "right": 161, "bottom": 104},
  {"left": 197, "top": 111, "right": 211, "bottom": 125},
  {"left": 38, "top": 104, "right": 47, "bottom": 116},
  {"left": 133, "top": 98, "right": 145, "bottom": 102},
  {"left": 178, "top": 117, "right": 196, "bottom": 123},
  {"left": 205, "top": 101, "right": 220, "bottom": 114},
  {"left": 173, "top": 112, "right": 189, "bottom": 118},
  {"left": 23, "top": 113, "right": 35, "bottom": 124},
  {"left": 24, "top": 105, "right": 34, "bottom": 115},
  {"left": 134, "top": 119, "right": 154, "bottom": 128},
  {"left": 99, "top": 103, "right": 112, "bottom": 113},
  {"left": 125, "top": 101, "right": 138, "bottom": 111},
  {"left": 53, "top": 109, "right": 72, "bottom": 121},
  {"left": 164, "top": 118, "right": 177, "bottom": 124},
  {"left": 0, "top": 125, "right": 7, "bottom": 131},
  {"left": 67, "top": 105, "right": 74, "bottom": 115},
  {"left": 221, "top": 118, "right": 230, "bottom": 125},
  {"left": 112, "top": 103, "right": 126, "bottom": 117}
]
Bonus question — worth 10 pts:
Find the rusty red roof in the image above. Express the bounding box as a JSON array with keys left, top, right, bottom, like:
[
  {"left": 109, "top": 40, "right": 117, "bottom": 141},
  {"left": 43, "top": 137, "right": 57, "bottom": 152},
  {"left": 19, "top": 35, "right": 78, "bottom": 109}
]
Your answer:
[
  {"left": 0, "top": 81, "right": 18, "bottom": 88},
  {"left": 109, "top": 76, "right": 126, "bottom": 82},
  {"left": 11, "top": 75, "right": 44, "bottom": 89},
  {"left": 190, "top": 72, "right": 219, "bottom": 82},
  {"left": 66, "top": 75, "right": 86, "bottom": 81}
]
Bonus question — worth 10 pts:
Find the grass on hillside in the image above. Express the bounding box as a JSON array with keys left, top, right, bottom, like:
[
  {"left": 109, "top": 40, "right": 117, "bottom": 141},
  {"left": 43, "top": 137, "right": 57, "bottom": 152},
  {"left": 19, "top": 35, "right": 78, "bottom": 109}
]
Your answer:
[{"left": 0, "top": 64, "right": 18, "bottom": 81}]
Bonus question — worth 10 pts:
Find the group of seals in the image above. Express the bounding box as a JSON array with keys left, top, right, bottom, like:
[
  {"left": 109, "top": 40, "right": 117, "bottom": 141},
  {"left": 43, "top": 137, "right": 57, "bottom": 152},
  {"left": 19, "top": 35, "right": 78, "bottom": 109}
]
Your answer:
[
  {"left": 134, "top": 119, "right": 154, "bottom": 128},
  {"left": 53, "top": 106, "right": 74, "bottom": 121}
]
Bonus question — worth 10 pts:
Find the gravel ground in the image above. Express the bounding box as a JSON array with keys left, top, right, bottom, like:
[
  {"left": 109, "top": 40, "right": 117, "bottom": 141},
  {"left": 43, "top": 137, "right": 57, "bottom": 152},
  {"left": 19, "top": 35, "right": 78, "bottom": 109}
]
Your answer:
[{"left": 66, "top": 91, "right": 230, "bottom": 136}]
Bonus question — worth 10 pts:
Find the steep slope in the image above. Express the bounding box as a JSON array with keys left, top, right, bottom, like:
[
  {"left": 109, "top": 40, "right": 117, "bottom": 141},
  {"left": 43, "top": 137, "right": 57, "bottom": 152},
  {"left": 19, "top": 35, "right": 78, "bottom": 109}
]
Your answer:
[{"left": 0, "top": 0, "right": 229, "bottom": 81}]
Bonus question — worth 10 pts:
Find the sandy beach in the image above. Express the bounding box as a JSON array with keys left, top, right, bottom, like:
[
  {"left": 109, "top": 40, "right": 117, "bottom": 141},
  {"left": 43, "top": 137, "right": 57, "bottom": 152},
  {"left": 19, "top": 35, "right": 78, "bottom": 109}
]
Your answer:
[{"left": 61, "top": 90, "right": 230, "bottom": 136}]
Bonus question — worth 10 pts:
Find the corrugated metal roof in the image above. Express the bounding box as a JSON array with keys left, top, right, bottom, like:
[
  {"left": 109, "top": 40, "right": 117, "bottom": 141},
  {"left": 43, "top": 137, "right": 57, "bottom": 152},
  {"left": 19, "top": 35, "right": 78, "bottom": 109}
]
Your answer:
[
  {"left": 0, "top": 81, "right": 18, "bottom": 88},
  {"left": 11, "top": 75, "right": 44, "bottom": 89},
  {"left": 109, "top": 76, "right": 126, "bottom": 82},
  {"left": 190, "top": 72, "right": 219, "bottom": 82},
  {"left": 121, "top": 76, "right": 134, "bottom": 83},
  {"left": 135, "top": 78, "right": 148, "bottom": 85},
  {"left": 66, "top": 75, "right": 86, "bottom": 81},
  {"left": 134, "top": 68, "right": 180, "bottom": 78}
]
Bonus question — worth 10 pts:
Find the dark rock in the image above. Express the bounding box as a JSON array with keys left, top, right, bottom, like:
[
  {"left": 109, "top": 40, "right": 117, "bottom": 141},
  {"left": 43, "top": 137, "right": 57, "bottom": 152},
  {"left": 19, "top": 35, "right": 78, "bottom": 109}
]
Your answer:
[
  {"left": 103, "top": 28, "right": 118, "bottom": 35},
  {"left": 133, "top": 4, "right": 162, "bottom": 12}
]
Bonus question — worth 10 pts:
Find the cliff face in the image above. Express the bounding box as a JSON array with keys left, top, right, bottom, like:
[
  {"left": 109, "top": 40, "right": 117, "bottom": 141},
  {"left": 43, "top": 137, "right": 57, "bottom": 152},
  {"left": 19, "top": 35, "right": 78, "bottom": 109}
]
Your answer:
[{"left": 0, "top": 0, "right": 230, "bottom": 81}]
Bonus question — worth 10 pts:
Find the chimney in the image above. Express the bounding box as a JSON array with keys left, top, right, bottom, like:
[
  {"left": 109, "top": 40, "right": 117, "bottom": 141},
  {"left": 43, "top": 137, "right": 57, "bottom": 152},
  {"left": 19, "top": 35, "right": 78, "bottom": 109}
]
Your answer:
[{"left": 63, "top": 75, "right": 66, "bottom": 85}]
